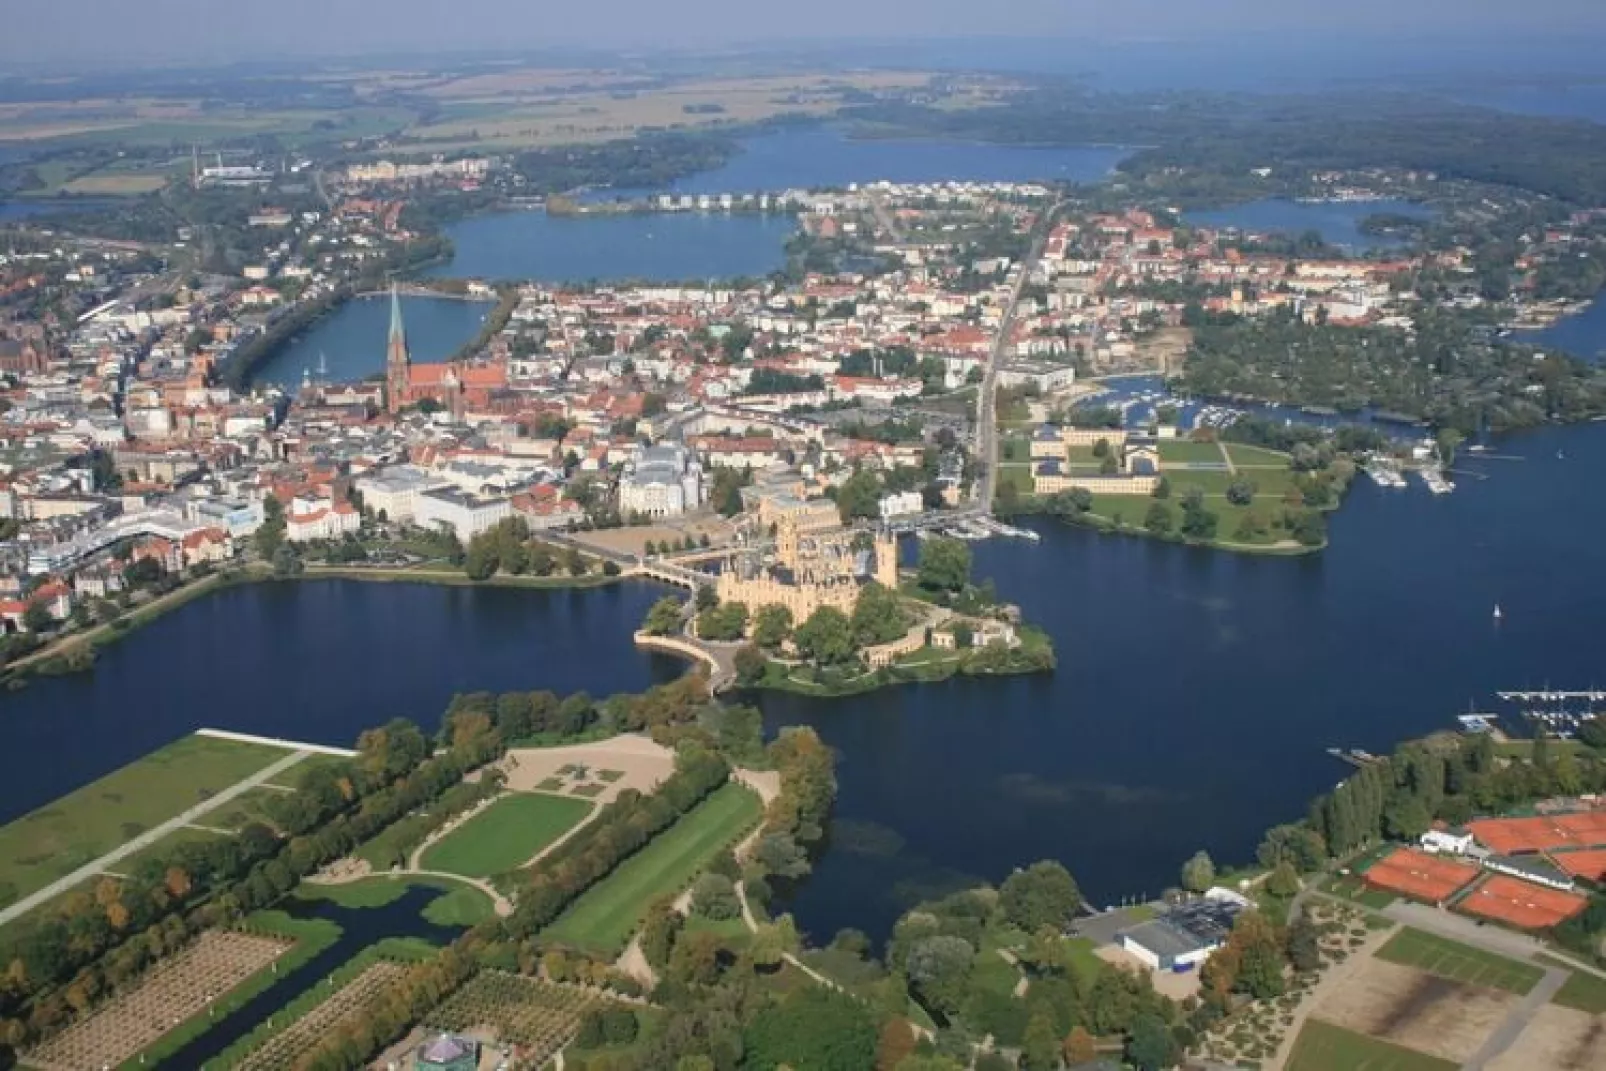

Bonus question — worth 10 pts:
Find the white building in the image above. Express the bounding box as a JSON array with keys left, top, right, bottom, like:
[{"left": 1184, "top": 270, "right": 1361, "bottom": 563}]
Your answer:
[
  {"left": 1419, "top": 827, "right": 1476, "bottom": 856},
  {"left": 619, "top": 445, "right": 705, "bottom": 519},
  {"left": 355, "top": 465, "right": 450, "bottom": 524},
  {"left": 413, "top": 487, "right": 512, "bottom": 539},
  {"left": 878, "top": 490, "right": 925, "bottom": 519},
  {"left": 285, "top": 499, "right": 360, "bottom": 543}
]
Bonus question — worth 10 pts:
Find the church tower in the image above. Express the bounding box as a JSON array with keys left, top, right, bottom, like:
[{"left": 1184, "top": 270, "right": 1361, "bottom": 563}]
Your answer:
[{"left": 385, "top": 283, "right": 410, "bottom": 413}]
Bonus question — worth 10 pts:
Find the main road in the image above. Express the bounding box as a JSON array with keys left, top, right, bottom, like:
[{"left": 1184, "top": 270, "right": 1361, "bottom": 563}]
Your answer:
[{"left": 973, "top": 201, "right": 1063, "bottom": 513}]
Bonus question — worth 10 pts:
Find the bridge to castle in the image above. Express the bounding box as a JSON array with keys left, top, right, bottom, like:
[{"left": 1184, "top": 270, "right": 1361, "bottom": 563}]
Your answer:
[{"left": 635, "top": 559, "right": 715, "bottom": 590}]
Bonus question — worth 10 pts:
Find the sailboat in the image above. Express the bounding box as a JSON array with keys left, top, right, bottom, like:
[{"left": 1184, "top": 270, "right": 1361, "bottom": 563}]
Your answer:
[{"left": 1493, "top": 603, "right": 1503, "bottom": 622}]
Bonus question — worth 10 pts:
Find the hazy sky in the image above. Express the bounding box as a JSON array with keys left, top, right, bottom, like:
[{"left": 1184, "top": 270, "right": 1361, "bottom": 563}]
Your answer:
[{"left": 6, "top": 0, "right": 1606, "bottom": 69}]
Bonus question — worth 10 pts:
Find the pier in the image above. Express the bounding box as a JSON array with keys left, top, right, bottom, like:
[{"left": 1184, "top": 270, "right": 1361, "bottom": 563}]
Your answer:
[{"left": 1497, "top": 690, "right": 1606, "bottom": 703}]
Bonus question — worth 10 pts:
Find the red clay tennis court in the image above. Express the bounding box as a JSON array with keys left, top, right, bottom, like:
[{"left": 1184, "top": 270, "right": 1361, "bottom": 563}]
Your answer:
[
  {"left": 1467, "top": 811, "right": 1606, "bottom": 855},
  {"left": 1459, "top": 874, "right": 1588, "bottom": 929},
  {"left": 1363, "top": 847, "right": 1479, "bottom": 903},
  {"left": 1550, "top": 848, "right": 1606, "bottom": 882}
]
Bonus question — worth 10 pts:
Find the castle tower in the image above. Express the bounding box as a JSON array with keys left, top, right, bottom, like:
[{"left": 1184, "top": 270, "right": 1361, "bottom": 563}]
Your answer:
[
  {"left": 385, "top": 283, "right": 410, "bottom": 413},
  {"left": 873, "top": 528, "right": 899, "bottom": 589}
]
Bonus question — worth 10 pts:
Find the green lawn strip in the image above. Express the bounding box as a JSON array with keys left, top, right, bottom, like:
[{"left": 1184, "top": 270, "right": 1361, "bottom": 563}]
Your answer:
[
  {"left": 544, "top": 783, "right": 762, "bottom": 955},
  {"left": 1224, "top": 443, "right": 1295, "bottom": 467},
  {"left": 1157, "top": 440, "right": 1231, "bottom": 464},
  {"left": 1060, "top": 936, "right": 1105, "bottom": 987},
  {"left": 193, "top": 935, "right": 439, "bottom": 1070},
  {"left": 0, "top": 734, "right": 289, "bottom": 908},
  {"left": 1285, "top": 1019, "right": 1456, "bottom": 1071},
  {"left": 265, "top": 752, "right": 352, "bottom": 790},
  {"left": 118, "top": 826, "right": 231, "bottom": 874},
  {"left": 1542, "top": 961, "right": 1606, "bottom": 1014},
  {"left": 118, "top": 911, "right": 343, "bottom": 1069},
  {"left": 683, "top": 913, "right": 752, "bottom": 947},
  {"left": 292, "top": 873, "right": 486, "bottom": 915},
  {"left": 421, "top": 884, "right": 497, "bottom": 927},
  {"left": 421, "top": 793, "right": 593, "bottom": 878},
  {"left": 1374, "top": 928, "right": 1542, "bottom": 995},
  {"left": 208, "top": 786, "right": 290, "bottom": 832}
]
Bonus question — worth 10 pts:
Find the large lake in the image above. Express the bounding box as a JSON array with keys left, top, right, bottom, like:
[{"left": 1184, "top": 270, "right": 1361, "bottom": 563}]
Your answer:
[
  {"left": 1185, "top": 198, "right": 1433, "bottom": 250},
  {"left": 424, "top": 210, "right": 796, "bottom": 284},
  {"left": 594, "top": 127, "right": 1132, "bottom": 198},
  {"left": 425, "top": 128, "right": 1132, "bottom": 281},
  {"left": 7, "top": 421, "right": 1606, "bottom": 943},
  {"left": 254, "top": 293, "right": 494, "bottom": 387},
  {"left": 1522, "top": 291, "right": 1606, "bottom": 361}
]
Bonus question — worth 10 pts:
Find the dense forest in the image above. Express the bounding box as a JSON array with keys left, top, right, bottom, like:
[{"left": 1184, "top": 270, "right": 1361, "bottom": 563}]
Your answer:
[{"left": 847, "top": 87, "right": 1606, "bottom": 205}]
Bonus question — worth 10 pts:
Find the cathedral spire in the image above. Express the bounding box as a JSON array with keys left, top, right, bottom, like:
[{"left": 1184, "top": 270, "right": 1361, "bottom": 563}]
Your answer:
[{"left": 387, "top": 281, "right": 408, "bottom": 362}]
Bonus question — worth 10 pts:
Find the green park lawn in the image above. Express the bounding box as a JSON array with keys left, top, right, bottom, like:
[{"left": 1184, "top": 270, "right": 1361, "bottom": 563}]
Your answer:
[
  {"left": 1286, "top": 1020, "right": 1455, "bottom": 1071},
  {"left": 543, "top": 783, "right": 762, "bottom": 954},
  {"left": 293, "top": 874, "right": 495, "bottom": 927},
  {"left": 1551, "top": 966, "right": 1606, "bottom": 1014},
  {"left": 0, "top": 734, "right": 290, "bottom": 910},
  {"left": 1225, "top": 443, "right": 1296, "bottom": 468},
  {"left": 1375, "top": 928, "right": 1543, "bottom": 995},
  {"left": 118, "top": 826, "right": 230, "bottom": 875},
  {"left": 1158, "top": 440, "right": 1229, "bottom": 464},
  {"left": 420, "top": 793, "right": 594, "bottom": 878}
]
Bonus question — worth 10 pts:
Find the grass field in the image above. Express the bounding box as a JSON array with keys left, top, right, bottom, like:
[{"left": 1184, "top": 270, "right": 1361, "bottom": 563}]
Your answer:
[
  {"left": 420, "top": 793, "right": 593, "bottom": 878},
  {"left": 1375, "top": 928, "right": 1543, "bottom": 995},
  {"left": 0, "top": 734, "right": 288, "bottom": 909},
  {"left": 293, "top": 874, "right": 494, "bottom": 926},
  {"left": 1226, "top": 443, "right": 1296, "bottom": 467},
  {"left": 1550, "top": 967, "right": 1606, "bottom": 1014},
  {"left": 544, "top": 783, "right": 762, "bottom": 954},
  {"left": 1158, "top": 440, "right": 1229, "bottom": 464},
  {"left": 208, "top": 786, "right": 288, "bottom": 831},
  {"left": 1286, "top": 1019, "right": 1456, "bottom": 1071}
]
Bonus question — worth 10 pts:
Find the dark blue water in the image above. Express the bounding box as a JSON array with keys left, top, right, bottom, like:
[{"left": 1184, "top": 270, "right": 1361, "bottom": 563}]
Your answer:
[
  {"left": 590, "top": 127, "right": 1131, "bottom": 199},
  {"left": 8, "top": 423, "right": 1606, "bottom": 945},
  {"left": 425, "top": 209, "right": 794, "bottom": 283},
  {"left": 161, "top": 887, "right": 462, "bottom": 1068},
  {"left": 255, "top": 294, "right": 493, "bottom": 386},
  {"left": 761, "top": 422, "right": 1606, "bottom": 942},
  {"left": 1185, "top": 198, "right": 1433, "bottom": 251},
  {"left": 1521, "top": 292, "right": 1606, "bottom": 361},
  {"left": 0, "top": 579, "right": 680, "bottom": 830}
]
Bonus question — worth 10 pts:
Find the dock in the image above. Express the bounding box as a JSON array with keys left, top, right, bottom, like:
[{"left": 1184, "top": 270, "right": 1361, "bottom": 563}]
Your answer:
[
  {"left": 1325, "top": 747, "right": 1382, "bottom": 769},
  {"left": 1497, "top": 690, "right": 1606, "bottom": 703}
]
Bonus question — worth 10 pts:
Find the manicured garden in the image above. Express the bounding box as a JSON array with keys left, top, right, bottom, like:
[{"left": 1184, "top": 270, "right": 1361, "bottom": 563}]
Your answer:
[
  {"left": 420, "top": 793, "right": 594, "bottom": 878},
  {"left": 0, "top": 733, "right": 290, "bottom": 909},
  {"left": 1374, "top": 927, "right": 1543, "bottom": 995},
  {"left": 543, "top": 783, "right": 762, "bottom": 954}
]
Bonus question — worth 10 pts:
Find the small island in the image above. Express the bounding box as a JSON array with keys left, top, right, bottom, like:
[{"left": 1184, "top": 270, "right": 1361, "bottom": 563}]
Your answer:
[{"left": 638, "top": 510, "right": 1054, "bottom": 696}]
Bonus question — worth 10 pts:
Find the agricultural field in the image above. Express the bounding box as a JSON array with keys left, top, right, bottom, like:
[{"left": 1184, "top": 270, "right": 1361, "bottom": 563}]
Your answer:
[
  {"left": 384, "top": 71, "right": 958, "bottom": 152},
  {"left": 1286, "top": 1019, "right": 1456, "bottom": 1071},
  {"left": 0, "top": 734, "right": 290, "bottom": 909},
  {"left": 543, "top": 783, "right": 762, "bottom": 954},
  {"left": 420, "top": 793, "right": 593, "bottom": 878},
  {"left": 1374, "top": 928, "right": 1542, "bottom": 994},
  {"left": 232, "top": 959, "right": 410, "bottom": 1071},
  {"left": 23, "top": 930, "right": 290, "bottom": 1071},
  {"left": 424, "top": 971, "right": 605, "bottom": 1066}
]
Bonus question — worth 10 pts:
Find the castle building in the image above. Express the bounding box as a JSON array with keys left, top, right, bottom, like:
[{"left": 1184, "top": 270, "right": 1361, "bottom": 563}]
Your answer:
[
  {"left": 716, "top": 513, "right": 898, "bottom": 621},
  {"left": 383, "top": 284, "right": 509, "bottom": 417}
]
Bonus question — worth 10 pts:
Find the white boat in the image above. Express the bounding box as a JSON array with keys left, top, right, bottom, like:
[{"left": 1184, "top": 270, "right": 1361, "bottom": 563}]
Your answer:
[{"left": 1493, "top": 603, "right": 1503, "bottom": 621}]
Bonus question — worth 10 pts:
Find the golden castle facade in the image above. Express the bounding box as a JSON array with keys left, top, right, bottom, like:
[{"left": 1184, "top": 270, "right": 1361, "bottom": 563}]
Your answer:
[{"left": 716, "top": 513, "right": 898, "bottom": 621}]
